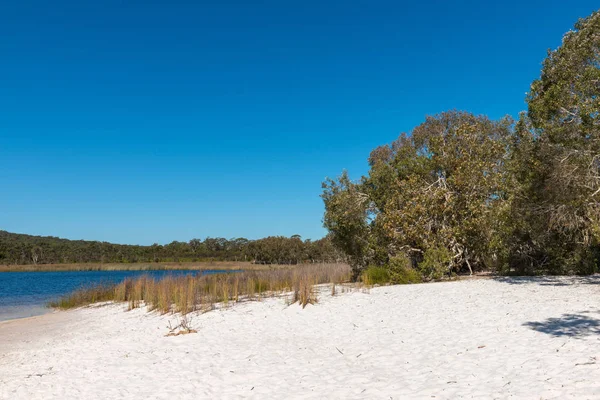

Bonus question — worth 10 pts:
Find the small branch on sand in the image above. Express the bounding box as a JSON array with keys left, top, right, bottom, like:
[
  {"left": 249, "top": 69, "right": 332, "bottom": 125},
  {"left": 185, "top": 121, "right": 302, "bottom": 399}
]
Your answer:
[{"left": 165, "top": 314, "right": 197, "bottom": 337}]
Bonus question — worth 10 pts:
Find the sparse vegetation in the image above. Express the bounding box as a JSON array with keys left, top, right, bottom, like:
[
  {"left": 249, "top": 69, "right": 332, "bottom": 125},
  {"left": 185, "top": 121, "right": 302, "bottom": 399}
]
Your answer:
[
  {"left": 165, "top": 314, "right": 197, "bottom": 336},
  {"left": 48, "top": 283, "right": 116, "bottom": 309},
  {"left": 49, "top": 263, "right": 351, "bottom": 313},
  {"left": 1, "top": 261, "right": 257, "bottom": 272}
]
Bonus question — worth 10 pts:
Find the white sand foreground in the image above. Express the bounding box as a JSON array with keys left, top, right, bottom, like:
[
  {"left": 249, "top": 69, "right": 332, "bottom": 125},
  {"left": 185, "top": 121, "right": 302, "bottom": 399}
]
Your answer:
[{"left": 2, "top": 277, "right": 600, "bottom": 399}]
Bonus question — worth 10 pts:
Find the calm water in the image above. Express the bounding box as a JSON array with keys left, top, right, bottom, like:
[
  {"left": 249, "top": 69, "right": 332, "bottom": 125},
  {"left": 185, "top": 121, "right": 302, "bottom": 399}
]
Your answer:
[{"left": 0, "top": 269, "right": 235, "bottom": 321}]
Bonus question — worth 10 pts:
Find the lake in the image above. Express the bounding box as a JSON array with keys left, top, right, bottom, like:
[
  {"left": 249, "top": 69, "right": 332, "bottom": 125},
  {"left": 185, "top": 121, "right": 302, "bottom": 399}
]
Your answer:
[{"left": 0, "top": 269, "right": 236, "bottom": 322}]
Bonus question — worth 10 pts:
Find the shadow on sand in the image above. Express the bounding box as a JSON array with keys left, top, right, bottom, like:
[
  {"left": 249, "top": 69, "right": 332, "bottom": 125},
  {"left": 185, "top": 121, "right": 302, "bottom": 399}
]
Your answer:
[
  {"left": 492, "top": 275, "right": 600, "bottom": 286},
  {"left": 492, "top": 276, "right": 600, "bottom": 337},
  {"left": 524, "top": 312, "right": 600, "bottom": 337}
]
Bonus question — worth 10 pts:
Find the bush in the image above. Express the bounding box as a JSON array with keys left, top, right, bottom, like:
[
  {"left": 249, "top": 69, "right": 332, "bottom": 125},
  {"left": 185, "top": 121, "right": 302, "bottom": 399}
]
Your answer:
[
  {"left": 362, "top": 266, "right": 391, "bottom": 285},
  {"left": 418, "top": 246, "right": 452, "bottom": 280},
  {"left": 387, "top": 256, "right": 422, "bottom": 284},
  {"left": 393, "top": 267, "right": 423, "bottom": 284}
]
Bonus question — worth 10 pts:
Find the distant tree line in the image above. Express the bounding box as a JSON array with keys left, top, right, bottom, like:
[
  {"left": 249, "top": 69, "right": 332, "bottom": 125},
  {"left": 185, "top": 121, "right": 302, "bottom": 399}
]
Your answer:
[
  {"left": 0, "top": 230, "right": 343, "bottom": 265},
  {"left": 323, "top": 11, "right": 600, "bottom": 280}
]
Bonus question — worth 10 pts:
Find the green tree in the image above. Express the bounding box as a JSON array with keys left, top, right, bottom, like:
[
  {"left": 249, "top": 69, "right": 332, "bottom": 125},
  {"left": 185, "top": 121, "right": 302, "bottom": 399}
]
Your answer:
[
  {"left": 371, "top": 111, "right": 513, "bottom": 275},
  {"left": 323, "top": 111, "right": 513, "bottom": 279},
  {"left": 523, "top": 10, "right": 600, "bottom": 273},
  {"left": 322, "top": 171, "right": 378, "bottom": 279}
]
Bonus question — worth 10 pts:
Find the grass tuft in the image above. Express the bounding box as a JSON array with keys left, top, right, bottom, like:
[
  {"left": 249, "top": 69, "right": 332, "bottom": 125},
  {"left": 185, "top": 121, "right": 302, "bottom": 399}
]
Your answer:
[{"left": 48, "top": 283, "right": 116, "bottom": 309}]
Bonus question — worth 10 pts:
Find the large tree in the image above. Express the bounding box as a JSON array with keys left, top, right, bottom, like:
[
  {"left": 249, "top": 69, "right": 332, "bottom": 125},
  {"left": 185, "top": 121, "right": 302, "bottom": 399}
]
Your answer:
[
  {"left": 323, "top": 10, "right": 600, "bottom": 278},
  {"left": 522, "top": 10, "right": 600, "bottom": 273},
  {"left": 323, "top": 111, "right": 513, "bottom": 279},
  {"left": 370, "top": 111, "right": 513, "bottom": 276}
]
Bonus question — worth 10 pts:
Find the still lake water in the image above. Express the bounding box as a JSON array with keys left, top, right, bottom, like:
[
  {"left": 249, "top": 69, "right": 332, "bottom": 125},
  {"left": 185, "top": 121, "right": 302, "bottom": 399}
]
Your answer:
[{"left": 0, "top": 269, "right": 234, "bottom": 322}]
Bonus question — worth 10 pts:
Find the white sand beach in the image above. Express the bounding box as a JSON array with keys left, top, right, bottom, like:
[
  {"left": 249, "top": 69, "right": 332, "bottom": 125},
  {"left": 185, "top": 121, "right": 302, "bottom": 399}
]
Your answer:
[{"left": 2, "top": 277, "right": 600, "bottom": 399}]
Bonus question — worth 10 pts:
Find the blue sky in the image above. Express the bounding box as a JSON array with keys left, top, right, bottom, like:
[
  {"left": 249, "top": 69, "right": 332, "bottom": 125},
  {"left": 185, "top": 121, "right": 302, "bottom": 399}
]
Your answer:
[{"left": 1, "top": 1, "right": 598, "bottom": 245}]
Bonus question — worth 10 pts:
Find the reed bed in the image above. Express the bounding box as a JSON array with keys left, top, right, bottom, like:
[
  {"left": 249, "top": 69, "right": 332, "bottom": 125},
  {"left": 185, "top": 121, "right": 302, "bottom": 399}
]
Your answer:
[
  {"left": 1, "top": 261, "right": 270, "bottom": 272},
  {"left": 49, "top": 263, "right": 351, "bottom": 313}
]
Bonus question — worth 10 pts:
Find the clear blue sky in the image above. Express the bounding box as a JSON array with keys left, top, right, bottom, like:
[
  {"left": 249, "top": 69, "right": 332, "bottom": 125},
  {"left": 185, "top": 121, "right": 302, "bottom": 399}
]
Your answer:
[{"left": 1, "top": 1, "right": 598, "bottom": 245}]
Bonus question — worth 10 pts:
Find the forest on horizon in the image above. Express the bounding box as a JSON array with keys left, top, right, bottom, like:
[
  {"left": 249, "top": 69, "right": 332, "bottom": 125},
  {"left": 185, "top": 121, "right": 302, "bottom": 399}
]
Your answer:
[{"left": 0, "top": 230, "right": 343, "bottom": 266}]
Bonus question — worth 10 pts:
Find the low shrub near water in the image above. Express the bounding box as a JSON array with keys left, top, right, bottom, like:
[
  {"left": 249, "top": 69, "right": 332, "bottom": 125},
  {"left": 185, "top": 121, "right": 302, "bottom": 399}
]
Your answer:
[
  {"left": 49, "top": 263, "right": 351, "bottom": 313},
  {"left": 49, "top": 283, "right": 116, "bottom": 309}
]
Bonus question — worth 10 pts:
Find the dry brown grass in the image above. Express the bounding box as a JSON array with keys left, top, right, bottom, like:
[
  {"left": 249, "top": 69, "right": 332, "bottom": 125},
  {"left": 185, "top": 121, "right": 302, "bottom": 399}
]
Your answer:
[
  {"left": 50, "top": 263, "right": 352, "bottom": 313},
  {"left": 0, "top": 261, "right": 288, "bottom": 272}
]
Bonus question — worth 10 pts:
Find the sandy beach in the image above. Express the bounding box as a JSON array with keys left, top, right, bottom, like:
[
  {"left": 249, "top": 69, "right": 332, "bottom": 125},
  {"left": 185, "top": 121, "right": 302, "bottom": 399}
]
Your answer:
[{"left": 2, "top": 277, "right": 600, "bottom": 399}]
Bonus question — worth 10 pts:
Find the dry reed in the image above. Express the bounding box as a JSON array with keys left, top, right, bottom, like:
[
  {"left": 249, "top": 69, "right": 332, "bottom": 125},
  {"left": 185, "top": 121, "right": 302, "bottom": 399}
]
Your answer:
[
  {"left": 1, "top": 261, "right": 282, "bottom": 273},
  {"left": 50, "top": 263, "right": 351, "bottom": 314}
]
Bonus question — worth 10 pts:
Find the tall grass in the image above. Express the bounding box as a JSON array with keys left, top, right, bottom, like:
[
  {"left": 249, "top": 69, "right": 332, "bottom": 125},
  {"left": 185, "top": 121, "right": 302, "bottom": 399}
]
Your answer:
[
  {"left": 49, "top": 263, "right": 351, "bottom": 313},
  {"left": 49, "top": 283, "right": 116, "bottom": 309},
  {"left": 0, "top": 261, "right": 279, "bottom": 272}
]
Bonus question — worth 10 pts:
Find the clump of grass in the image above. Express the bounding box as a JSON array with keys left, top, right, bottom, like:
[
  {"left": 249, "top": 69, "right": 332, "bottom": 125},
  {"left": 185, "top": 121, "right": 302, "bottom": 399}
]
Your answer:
[
  {"left": 48, "top": 283, "right": 116, "bottom": 309},
  {"left": 297, "top": 274, "right": 317, "bottom": 308},
  {"left": 362, "top": 266, "right": 391, "bottom": 286},
  {"left": 157, "top": 279, "right": 172, "bottom": 314},
  {"left": 232, "top": 276, "right": 239, "bottom": 302},
  {"left": 126, "top": 277, "right": 147, "bottom": 310},
  {"left": 50, "top": 263, "right": 352, "bottom": 314}
]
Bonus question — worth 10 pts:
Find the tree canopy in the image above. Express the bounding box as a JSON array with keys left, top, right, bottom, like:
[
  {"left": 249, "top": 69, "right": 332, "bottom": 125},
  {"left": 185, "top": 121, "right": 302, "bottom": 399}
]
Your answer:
[
  {"left": 323, "top": 10, "right": 600, "bottom": 280},
  {"left": 0, "top": 231, "right": 342, "bottom": 266}
]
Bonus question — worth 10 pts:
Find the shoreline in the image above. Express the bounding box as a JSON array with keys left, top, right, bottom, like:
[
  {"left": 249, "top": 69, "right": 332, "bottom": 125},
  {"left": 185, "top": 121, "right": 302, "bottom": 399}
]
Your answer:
[
  {"left": 0, "top": 307, "right": 60, "bottom": 327},
  {"left": 3, "top": 277, "right": 600, "bottom": 398},
  {"left": 0, "top": 304, "right": 52, "bottom": 323},
  {"left": 0, "top": 261, "right": 257, "bottom": 273},
  {"left": 0, "top": 261, "right": 333, "bottom": 273},
  {"left": 0, "top": 308, "right": 71, "bottom": 357}
]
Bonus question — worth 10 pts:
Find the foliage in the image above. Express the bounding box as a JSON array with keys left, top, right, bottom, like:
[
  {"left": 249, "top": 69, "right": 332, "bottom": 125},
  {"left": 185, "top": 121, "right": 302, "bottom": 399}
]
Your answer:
[
  {"left": 418, "top": 246, "right": 452, "bottom": 281},
  {"left": 387, "top": 256, "right": 422, "bottom": 284},
  {"left": 518, "top": 10, "right": 600, "bottom": 274},
  {"left": 322, "top": 171, "right": 383, "bottom": 279},
  {"left": 0, "top": 230, "right": 343, "bottom": 266},
  {"left": 322, "top": 9, "right": 600, "bottom": 278},
  {"left": 362, "top": 266, "right": 391, "bottom": 285},
  {"left": 323, "top": 111, "right": 513, "bottom": 278}
]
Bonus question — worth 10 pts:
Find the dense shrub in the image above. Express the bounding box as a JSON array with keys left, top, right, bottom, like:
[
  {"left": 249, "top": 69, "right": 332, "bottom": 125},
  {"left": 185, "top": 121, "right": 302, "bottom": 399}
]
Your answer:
[
  {"left": 418, "top": 247, "right": 452, "bottom": 281},
  {"left": 362, "top": 266, "right": 391, "bottom": 285},
  {"left": 388, "top": 256, "right": 422, "bottom": 284}
]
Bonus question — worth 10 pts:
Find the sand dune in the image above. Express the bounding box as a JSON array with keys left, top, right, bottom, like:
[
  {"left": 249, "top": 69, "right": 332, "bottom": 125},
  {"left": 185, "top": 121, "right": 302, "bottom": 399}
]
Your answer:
[{"left": 2, "top": 277, "right": 600, "bottom": 399}]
